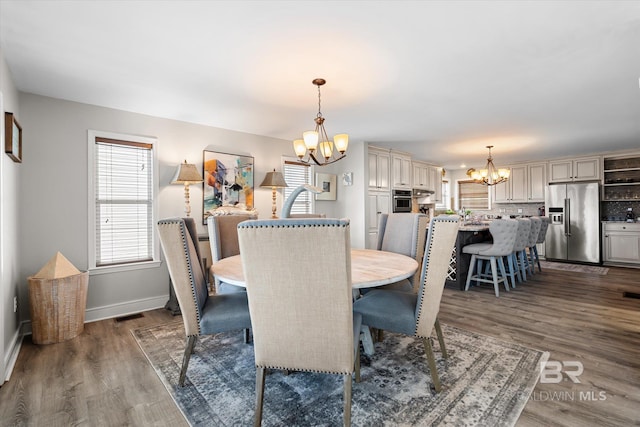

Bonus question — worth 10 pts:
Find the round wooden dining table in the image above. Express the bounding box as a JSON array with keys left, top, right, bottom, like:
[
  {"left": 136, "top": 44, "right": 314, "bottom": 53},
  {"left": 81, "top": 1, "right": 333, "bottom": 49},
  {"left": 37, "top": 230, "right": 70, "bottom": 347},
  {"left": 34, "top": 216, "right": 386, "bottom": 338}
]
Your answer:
[{"left": 210, "top": 248, "right": 419, "bottom": 289}]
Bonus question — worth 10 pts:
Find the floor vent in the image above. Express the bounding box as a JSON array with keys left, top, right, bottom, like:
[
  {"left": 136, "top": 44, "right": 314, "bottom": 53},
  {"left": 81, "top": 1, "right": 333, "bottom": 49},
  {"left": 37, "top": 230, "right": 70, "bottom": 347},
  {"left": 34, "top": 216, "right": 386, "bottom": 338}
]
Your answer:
[
  {"left": 622, "top": 292, "right": 640, "bottom": 299},
  {"left": 114, "top": 313, "right": 144, "bottom": 322}
]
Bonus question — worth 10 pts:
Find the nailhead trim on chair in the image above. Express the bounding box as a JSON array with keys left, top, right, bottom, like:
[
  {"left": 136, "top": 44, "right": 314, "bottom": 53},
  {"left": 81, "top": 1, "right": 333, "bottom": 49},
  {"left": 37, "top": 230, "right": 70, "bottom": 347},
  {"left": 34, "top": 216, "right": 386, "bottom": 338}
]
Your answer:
[
  {"left": 257, "top": 364, "right": 352, "bottom": 375},
  {"left": 414, "top": 215, "right": 460, "bottom": 337},
  {"left": 237, "top": 218, "right": 350, "bottom": 229},
  {"left": 158, "top": 218, "right": 205, "bottom": 335}
]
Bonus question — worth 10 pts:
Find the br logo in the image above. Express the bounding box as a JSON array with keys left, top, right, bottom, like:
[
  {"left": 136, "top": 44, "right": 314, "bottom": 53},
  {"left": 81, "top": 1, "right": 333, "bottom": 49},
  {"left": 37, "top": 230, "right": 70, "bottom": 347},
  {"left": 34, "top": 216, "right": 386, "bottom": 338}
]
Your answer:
[{"left": 540, "top": 361, "right": 583, "bottom": 383}]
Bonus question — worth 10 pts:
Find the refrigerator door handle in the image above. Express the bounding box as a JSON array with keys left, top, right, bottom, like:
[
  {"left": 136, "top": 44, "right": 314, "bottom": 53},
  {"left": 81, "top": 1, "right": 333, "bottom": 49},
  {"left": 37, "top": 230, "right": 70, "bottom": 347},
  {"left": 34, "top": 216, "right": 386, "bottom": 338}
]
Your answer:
[{"left": 564, "top": 198, "right": 571, "bottom": 236}]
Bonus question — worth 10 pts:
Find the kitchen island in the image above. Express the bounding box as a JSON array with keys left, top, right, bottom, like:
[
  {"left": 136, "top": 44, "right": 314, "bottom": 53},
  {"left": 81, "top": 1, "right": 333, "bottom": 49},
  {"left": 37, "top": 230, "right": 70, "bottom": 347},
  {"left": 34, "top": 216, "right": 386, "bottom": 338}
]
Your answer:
[{"left": 445, "top": 223, "right": 492, "bottom": 290}]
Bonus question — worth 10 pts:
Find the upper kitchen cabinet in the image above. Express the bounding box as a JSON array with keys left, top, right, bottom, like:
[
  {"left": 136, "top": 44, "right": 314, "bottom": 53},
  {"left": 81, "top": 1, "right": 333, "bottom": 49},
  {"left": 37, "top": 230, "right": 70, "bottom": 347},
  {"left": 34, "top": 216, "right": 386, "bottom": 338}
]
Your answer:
[
  {"left": 412, "top": 161, "right": 430, "bottom": 190},
  {"left": 493, "top": 165, "right": 527, "bottom": 203},
  {"left": 391, "top": 151, "right": 412, "bottom": 189},
  {"left": 493, "top": 162, "right": 546, "bottom": 203},
  {"left": 548, "top": 156, "right": 601, "bottom": 183},
  {"left": 602, "top": 154, "right": 640, "bottom": 201},
  {"left": 368, "top": 147, "right": 390, "bottom": 191}
]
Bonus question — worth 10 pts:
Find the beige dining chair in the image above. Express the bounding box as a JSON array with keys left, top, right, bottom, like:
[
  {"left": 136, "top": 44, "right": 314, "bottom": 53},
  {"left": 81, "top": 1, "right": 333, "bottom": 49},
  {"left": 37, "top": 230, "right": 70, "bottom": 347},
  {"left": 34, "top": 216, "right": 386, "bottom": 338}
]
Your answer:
[
  {"left": 353, "top": 215, "right": 460, "bottom": 393},
  {"left": 371, "top": 213, "right": 447, "bottom": 359},
  {"left": 207, "top": 213, "right": 257, "bottom": 294},
  {"left": 237, "top": 218, "right": 361, "bottom": 427},
  {"left": 157, "top": 218, "right": 252, "bottom": 387}
]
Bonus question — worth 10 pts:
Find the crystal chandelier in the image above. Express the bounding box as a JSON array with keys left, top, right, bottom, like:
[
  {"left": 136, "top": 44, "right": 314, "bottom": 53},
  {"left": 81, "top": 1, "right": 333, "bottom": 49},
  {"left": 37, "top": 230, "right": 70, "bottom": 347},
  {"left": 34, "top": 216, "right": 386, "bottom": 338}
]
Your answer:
[
  {"left": 293, "top": 78, "right": 348, "bottom": 166},
  {"left": 466, "top": 145, "right": 510, "bottom": 186}
]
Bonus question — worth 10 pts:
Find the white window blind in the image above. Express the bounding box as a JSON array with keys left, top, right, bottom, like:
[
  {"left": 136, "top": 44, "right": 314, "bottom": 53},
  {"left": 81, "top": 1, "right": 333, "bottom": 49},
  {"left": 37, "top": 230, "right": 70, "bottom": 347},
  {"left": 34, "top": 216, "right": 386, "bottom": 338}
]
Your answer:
[
  {"left": 436, "top": 180, "right": 450, "bottom": 210},
  {"left": 94, "top": 137, "right": 154, "bottom": 266},
  {"left": 283, "top": 159, "right": 312, "bottom": 214}
]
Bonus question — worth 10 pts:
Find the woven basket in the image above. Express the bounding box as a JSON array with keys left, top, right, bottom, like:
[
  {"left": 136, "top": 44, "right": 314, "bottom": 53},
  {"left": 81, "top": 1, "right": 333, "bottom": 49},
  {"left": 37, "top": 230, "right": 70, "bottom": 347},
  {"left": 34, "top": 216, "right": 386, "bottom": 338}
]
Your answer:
[{"left": 28, "top": 271, "right": 88, "bottom": 345}]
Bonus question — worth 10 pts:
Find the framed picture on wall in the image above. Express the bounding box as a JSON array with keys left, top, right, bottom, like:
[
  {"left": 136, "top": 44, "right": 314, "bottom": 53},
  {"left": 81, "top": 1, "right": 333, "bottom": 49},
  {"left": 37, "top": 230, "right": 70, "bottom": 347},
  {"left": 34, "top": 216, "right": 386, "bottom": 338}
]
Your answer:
[
  {"left": 4, "top": 112, "right": 22, "bottom": 163},
  {"left": 202, "top": 150, "right": 254, "bottom": 224},
  {"left": 315, "top": 173, "right": 337, "bottom": 201}
]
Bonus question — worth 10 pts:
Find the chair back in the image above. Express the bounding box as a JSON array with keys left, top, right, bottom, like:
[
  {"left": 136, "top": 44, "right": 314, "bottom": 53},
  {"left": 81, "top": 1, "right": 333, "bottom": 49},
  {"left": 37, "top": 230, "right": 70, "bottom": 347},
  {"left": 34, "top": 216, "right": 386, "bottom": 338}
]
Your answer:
[
  {"left": 527, "top": 217, "right": 542, "bottom": 247},
  {"left": 207, "top": 214, "right": 257, "bottom": 262},
  {"left": 158, "top": 218, "right": 209, "bottom": 336},
  {"left": 513, "top": 218, "right": 532, "bottom": 251},
  {"left": 288, "top": 213, "right": 327, "bottom": 218},
  {"left": 478, "top": 218, "right": 519, "bottom": 256},
  {"left": 414, "top": 215, "right": 460, "bottom": 338},
  {"left": 377, "top": 213, "right": 429, "bottom": 287},
  {"left": 537, "top": 217, "right": 551, "bottom": 244},
  {"left": 238, "top": 218, "right": 355, "bottom": 374}
]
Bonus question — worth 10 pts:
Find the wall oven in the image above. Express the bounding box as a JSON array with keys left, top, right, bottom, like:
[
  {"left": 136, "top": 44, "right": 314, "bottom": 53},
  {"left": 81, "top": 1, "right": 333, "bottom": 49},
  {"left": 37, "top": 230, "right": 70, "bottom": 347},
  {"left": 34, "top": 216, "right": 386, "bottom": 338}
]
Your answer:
[{"left": 392, "top": 189, "right": 412, "bottom": 213}]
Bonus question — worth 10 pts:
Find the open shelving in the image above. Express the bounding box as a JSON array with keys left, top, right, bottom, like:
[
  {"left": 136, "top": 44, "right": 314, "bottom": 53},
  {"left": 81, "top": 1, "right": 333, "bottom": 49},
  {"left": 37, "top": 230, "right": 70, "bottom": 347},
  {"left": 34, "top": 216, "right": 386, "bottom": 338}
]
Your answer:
[{"left": 603, "top": 156, "right": 640, "bottom": 201}]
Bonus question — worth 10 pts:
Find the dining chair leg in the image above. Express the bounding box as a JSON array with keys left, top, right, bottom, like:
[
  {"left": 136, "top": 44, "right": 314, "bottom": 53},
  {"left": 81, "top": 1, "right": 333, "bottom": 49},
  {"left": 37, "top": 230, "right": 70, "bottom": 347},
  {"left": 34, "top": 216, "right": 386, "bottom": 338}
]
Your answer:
[
  {"left": 343, "top": 373, "right": 352, "bottom": 427},
  {"left": 422, "top": 337, "right": 442, "bottom": 393},
  {"left": 244, "top": 328, "right": 251, "bottom": 344},
  {"left": 434, "top": 318, "right": 448, "bottom": 359},
  {"left": 355, "top": 342, "right": 361, "bottom": 383},
  {"left": 254, "top": 367, "right": 266, "bottom": 427},
  {"left": 505, "top": 255, "right": 516, "bottom": 288},
  {"left": 179, "top": 335, "right": 197, "bottom": 387},
  {"left": 518, "top": 250, "right": 528, "bottom": 282}
]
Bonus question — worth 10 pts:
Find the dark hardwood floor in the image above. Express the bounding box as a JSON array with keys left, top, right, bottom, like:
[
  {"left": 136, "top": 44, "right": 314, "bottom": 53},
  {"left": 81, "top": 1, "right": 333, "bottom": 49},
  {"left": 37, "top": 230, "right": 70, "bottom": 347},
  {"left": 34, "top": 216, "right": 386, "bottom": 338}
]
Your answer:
[{"left": 1, "top": 264, "right": 638, "bottom": 426}]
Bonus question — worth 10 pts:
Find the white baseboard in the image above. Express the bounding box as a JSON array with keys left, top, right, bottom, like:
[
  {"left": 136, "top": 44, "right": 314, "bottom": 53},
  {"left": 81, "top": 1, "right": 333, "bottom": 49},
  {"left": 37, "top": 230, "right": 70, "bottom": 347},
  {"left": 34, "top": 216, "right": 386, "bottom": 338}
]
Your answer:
[
  {"left": 4, "top": 322, "right": 26, "bottom": 382},
  {"left": 84, "top": 294, "right": 169, "bottom": 323},
  {"left": 19, "top": 294, "right": 170, "bottom": 336}
]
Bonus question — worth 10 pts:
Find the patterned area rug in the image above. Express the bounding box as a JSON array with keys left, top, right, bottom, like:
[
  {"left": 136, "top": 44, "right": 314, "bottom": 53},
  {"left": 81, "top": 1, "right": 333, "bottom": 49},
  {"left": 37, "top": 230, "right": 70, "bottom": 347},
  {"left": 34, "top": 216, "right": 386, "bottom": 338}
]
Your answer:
[
  {"left": 133, "top": 322, "right": 547, "bottom": 427},
  {"left": 539, "top": 260, "right": 609, "bottom": 275}
]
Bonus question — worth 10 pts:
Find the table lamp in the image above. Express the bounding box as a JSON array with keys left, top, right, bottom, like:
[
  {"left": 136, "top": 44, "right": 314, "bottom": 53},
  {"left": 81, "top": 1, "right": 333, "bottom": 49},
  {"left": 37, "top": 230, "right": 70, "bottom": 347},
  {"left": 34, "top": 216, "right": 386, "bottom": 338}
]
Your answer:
[
  {"left": 172, "top": 160, "right": 203, "bottom": 217},
  {"left": 260, "top": 169, "right": 288, "bottom": 218}
]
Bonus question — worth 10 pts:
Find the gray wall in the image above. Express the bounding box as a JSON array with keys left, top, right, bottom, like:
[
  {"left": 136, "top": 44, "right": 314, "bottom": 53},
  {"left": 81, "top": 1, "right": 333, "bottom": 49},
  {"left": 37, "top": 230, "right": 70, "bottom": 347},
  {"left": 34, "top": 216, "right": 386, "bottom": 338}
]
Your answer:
[
  {"left": 1, "top": 46, "right": 21, "bottom": 381},
  {"left": 15, "top": 93, "right": 367, "bottom": 325}
]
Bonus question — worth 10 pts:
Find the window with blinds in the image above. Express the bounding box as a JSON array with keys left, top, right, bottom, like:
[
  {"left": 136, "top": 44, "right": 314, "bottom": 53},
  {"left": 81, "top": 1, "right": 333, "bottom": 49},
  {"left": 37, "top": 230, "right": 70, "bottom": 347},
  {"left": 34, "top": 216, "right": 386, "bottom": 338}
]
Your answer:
[
  {"left": 89, "top": 131, "right": 158, "bottom": 270},
  {"left": 282, "top": 159, "right": 312, "bottom": 214},
  {"left": 458, "top": 180, "right": 489, "bottom": 210}
]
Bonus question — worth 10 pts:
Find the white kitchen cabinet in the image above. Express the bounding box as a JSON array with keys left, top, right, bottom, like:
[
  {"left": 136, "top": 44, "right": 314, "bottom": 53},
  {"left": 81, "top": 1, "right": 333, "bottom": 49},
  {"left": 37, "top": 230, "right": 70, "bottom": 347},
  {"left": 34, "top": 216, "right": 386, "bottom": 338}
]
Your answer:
[
  {"left": 603, "top": 222, "right": 640, "bottom": 266},
  {"left": 527, "top": 162, "right": 547, "bottom": 202},
  {"left": 412, "top": 161, "right": 430, "bottom": 190},
  {"left": 493, "top": 162, "right": 546, "bottom": 203},
  {"left": 548, "top": 157, "right": 600, "bottom": 183},
  {"left": 367, "top": 191, "right": 391, "bottom": 249},
  {"left": 391, "top": 152, "right": 412, "bottom": 189},
  {"left": 493, "top": 165, "right": 527, "bottom": 202},
  {"left": 368, "top": 147, "right": 390, "bottom": 191}
]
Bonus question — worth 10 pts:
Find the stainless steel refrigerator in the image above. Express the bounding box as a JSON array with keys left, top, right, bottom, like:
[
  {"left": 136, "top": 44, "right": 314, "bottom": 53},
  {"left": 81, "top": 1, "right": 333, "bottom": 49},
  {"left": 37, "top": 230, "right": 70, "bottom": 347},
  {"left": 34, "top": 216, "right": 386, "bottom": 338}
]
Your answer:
[{"left": 546, "top": 181, "right": 600, "bottom": 263}]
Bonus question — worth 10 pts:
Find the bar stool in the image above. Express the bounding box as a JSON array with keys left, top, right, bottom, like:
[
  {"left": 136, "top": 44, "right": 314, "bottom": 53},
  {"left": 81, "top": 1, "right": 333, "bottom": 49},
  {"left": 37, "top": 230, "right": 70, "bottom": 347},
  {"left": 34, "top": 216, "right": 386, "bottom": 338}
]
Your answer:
[
  {"left": 510, "top": 218, "right": 531, "bottom": 284},
  {"left": 464, "top": 219, "right": 518, "bottom": 297},
  {"left": 532, "top": 217, "right": 550, "bottom": 272},
  {"left": 525, "top": 217, "right": 542, "bottom": 275}
]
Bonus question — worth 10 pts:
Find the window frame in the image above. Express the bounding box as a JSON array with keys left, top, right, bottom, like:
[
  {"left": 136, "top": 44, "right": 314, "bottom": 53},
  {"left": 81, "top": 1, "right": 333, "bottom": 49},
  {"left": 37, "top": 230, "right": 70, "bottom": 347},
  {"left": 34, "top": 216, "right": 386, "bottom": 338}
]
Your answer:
[
  {"left": 87, "top": 130, "right": 160, "bottom": 274},
  {"left": 281, "top": 157, "right": 315, "bottom": 215}
]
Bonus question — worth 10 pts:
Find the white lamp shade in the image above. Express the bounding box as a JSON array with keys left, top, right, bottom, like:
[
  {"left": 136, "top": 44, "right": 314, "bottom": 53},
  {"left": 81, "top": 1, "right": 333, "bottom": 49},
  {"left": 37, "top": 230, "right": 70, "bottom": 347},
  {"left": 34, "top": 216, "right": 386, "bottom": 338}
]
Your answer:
[
  {"left": 303, "top": 131, "right": 319, "bottom": 150},
  {"left": 319, "top": 141, "right": 333, "bottom": 159},
  {"left": 333, "top": 133, "right": 349, "bottom": 153},
  {"left": 293, "top": 139, "right": 307, "bottom": 158},
  {"left": 172, "top": 161, "right": 203, "bottom": 184}
]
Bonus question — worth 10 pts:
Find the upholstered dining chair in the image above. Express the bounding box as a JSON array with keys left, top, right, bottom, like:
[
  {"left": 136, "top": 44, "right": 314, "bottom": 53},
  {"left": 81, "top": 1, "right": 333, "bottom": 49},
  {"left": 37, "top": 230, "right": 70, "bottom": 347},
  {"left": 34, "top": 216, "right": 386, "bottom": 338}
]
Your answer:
[
  {"left": 157, "top": 218, "right": 252, "bottom": 387},
  {"left": 207, "top": 213, "right": 257, "bottom": 294},
  {"left": 353, "top": 215, "right": 460, "bottom": 393},
  {"left": 463, "top": 219, "right": 519, "bottom": 296},
  {"left": 370, "top": 213, "right": 448, "bottom": 359},
  {"left": 376, "top": 213, "right": 429, "bottom": 292},
  {"left": 525, "top": 216, "right": 542, "bottom": 275},
  {"left": 531, "top": 216, "right": 550, "bottom": 272},
  {"left": 237, "top": 218, "right": 361, "bottom": 427}
]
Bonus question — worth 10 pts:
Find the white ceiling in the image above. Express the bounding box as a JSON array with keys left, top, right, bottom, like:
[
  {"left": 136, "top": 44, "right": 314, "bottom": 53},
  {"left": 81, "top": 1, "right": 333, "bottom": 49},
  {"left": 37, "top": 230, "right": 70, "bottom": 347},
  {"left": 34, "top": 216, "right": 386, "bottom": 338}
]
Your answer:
[{"left": 1, "top": 1, "right": 639, "bottom": 169}]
